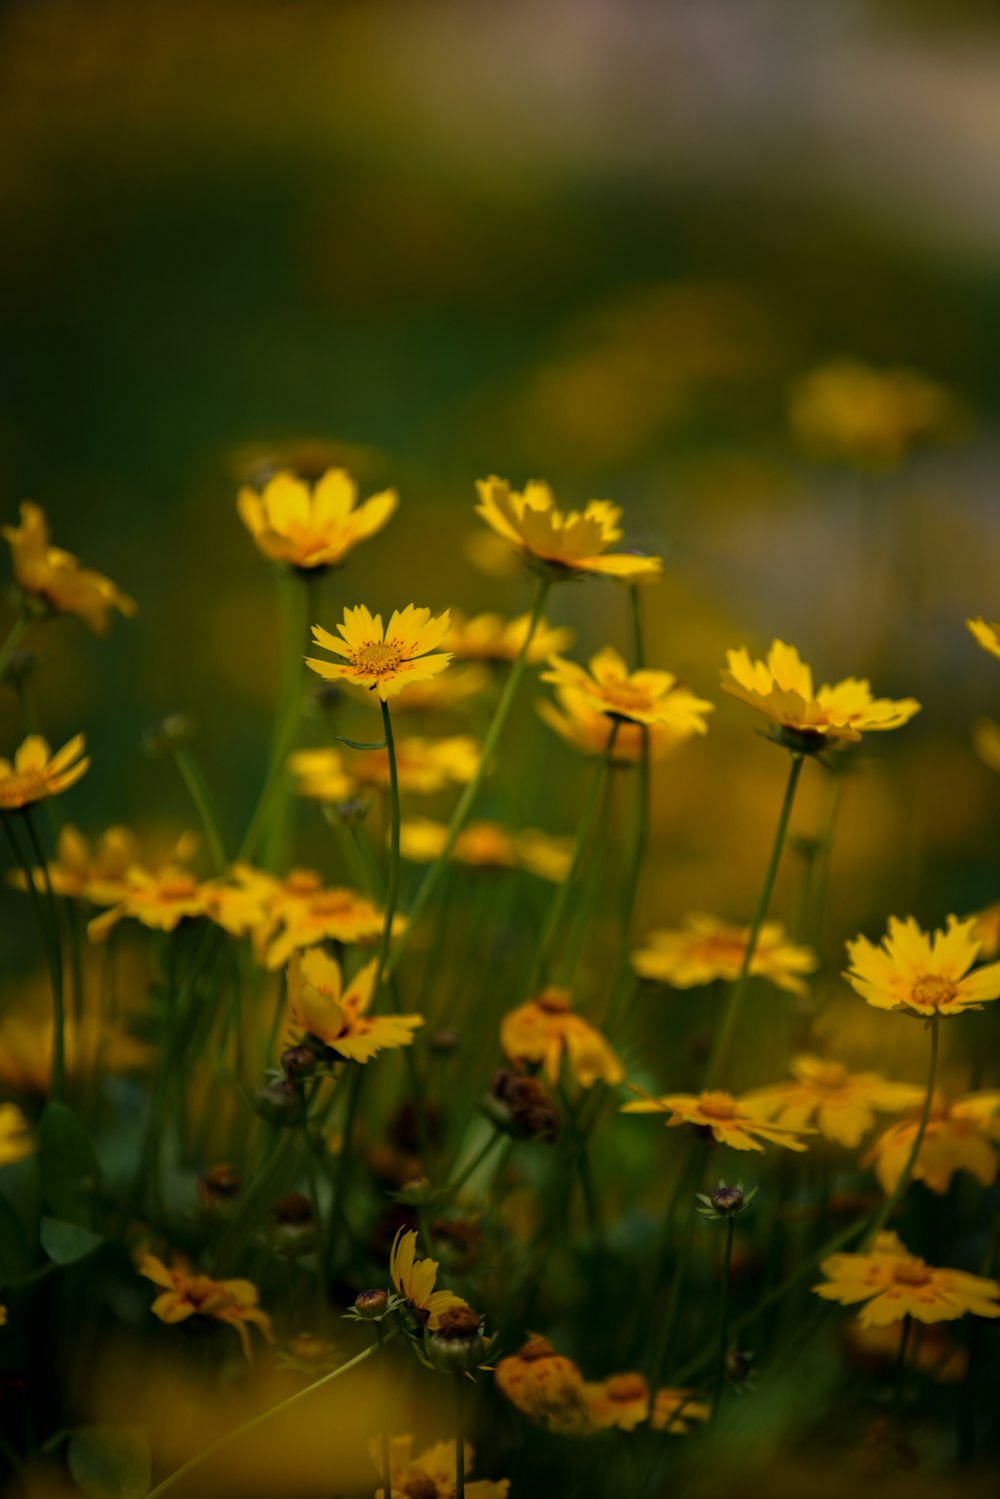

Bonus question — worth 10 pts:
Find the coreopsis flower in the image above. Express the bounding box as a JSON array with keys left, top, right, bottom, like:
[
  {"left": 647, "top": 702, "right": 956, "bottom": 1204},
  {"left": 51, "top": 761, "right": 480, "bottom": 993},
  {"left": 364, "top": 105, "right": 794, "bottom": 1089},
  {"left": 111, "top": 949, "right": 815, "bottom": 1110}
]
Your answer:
[
  {"left": 305, "top": 604, "right": 452, "bottom": 702},
  {"left": 721, "top": 641, "right": 920, "bottom": 749},
  {"left": 3, "top": 501, "right": 136, "bottom": 632},
  {"left": 0, "top": 1103, "right": 33, "bottom": 1166},
  {"left": 500, "top": 988, "right": 624, "bottom": 1089},
  {"left": 971, "top": 901, "right": 1000, "bottom": 959},
  {"left": 138, "top": 1254, "right": 274, "bottom": 1358},
  {"left": 446, "top": 609, "right": 575, "bottom": 664},
  {"left": 789, "top": 360, "right": 960, "bottom": 470},
  {"left": 367, "top": 663, "right": 489, "bottom": 713},
  {"left": 388, "top": 1228, "right": 469, "bottom": 1330},
  {"left": 582, "top": 1372, "right": 651, "bottom": 1431},
  {"left": 742, "top": 1056, "right": 925, "bottom": 1149},
  {"left": 968, "top": 617, "right": 1000, "bottom": 662},
  {"left": 87, "top": 865, "right": 210, "bottom": 941},
  {"left": 973, "top": 719, "right": 1000, "bottom": 775},
  {"left": 286, "top": 949, "right": 422, "bottom": 1062},
  {"left": 398, "top": 818, "right": 571, "bottom": 882},
  {"left": 813, "top": 1231, "right": 1000, "bottom": 1327},
  {"left": 538, "top": 685, "right": 702, "bottom": 763},
  {"left": 7, "top": 824, "right": 138, "bottom": 905},
  {"left": 622, "top": 1087, "right": 812, "bottom": 1153},
  {"left": 632, "top": 914, "right": 816, "bottom": 996},
  {"left": 373, "top": 1436, "right": 509, "bottom": 1499},
  {"left": 236, "top": 865, "right": 394, "bottom": 969},
  {"left": 0, "top": 734, "right": 89, "bottom": 810},
  {"left": 863, "top": 1091, "right": 1000, "bottom": 1195},
  {"left": 475, "top": 476, "right": 662, "bottom": 583},
  {"left": 0, "top": 1002, "right": 149, "bottom": 1095},
  {"left": 354, "top": 736, "right": 481, "bottom": 795},
  {"left": 650, "top": 1389, "right": 712, "bottom": 1435},
  {"left": 494, "top": 1335, "right": 588, "bottom": 1431},
  {"left": 236, "top": 468, "right": 396, "bottom": 569},
  {"left": 844, "top": 915, "right": 1000, "bottom": 1017},
  {"left": 542, "top": 648, "right": 713, "bottom": 734}
]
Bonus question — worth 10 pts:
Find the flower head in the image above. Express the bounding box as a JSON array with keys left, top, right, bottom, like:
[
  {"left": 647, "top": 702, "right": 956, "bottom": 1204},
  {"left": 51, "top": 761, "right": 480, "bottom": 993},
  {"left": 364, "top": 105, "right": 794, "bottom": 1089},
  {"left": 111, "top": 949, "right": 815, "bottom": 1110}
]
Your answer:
[
  {"left": 0, "top": 1103, "right": 33, "bottom": 1166},
  {"left": 650, "top": 1388, "right": 712, "bottom": 1435},
  {"left": 286, "top": 949, "right": 422, "bottom": 1062},
  {"left": 237, "top": 468, "right": 396, "bottom": 569},
  {"left": 373, "top": 1435, "right": 509, "bottom": 1499},
  {"left": 138, "top": 1253, "right": 274, "bottom": 1358},
  {"left": 3, "top": 501, "right": 136, "bottom": 632},
  {"left": 973, "top": 720, "right": 1000, "bottom": 775},
  {"left": 0, "top": 735, "right": 89, "bottom": 810},
  {"left": 7, "top": 823, "right": 139, "bottom": 906},
  {"left": 398, "top": 818, "right": 571, "bottom": 882},
  {"left": 494, "top": 1335, "right": 588, "bottom": 1431},
  {"left": 582, "top": 1372, "right": 651, "bottom": 1431},
  {"left": 539, "top": 687, "right": 701, "bottom": 764},
  {"left": 475, "top": 476, "right": 661, "bottom": 583},
  {"left": 500, "top": 988, "right": 623, "bottom": 1089},
  {"left": 446, "top": 609, "right": 574, "bottom": 664},
  {"left": 388, "top": 1228, "right": 469, "bottom": 1330},
  {"left": 542, "top": 647, "right": 713, "bottom": 733},
  {"left": 237, "top": 865, "right": 395, "bottom": 969},
  {"left": 789, "top": 360, "right": 960, "bottom": 470},
  {"left": 814, "top": 1231, "right": 1000, "bottom": 1327},
  {"left": 844, "top": 915, "right": 1000, "bottom": 1017},
  {"left": 967, "top": 617, "right": 1000, "bottom": 663},
  {"left": 622, "top": 1086, "right": 812, "bottom": 1152},
  {"left": 306, "top": 604, "right": 452, "bottom": 702},
  {"left": 633, "top": 914, "right": 816, "bottom": 996},
  {"left": 742, "top": 1055, "right": 925, "bottom": 1149},
  {"left": 863, "top": 1091, "right": 1000, "bottom": 1195}
]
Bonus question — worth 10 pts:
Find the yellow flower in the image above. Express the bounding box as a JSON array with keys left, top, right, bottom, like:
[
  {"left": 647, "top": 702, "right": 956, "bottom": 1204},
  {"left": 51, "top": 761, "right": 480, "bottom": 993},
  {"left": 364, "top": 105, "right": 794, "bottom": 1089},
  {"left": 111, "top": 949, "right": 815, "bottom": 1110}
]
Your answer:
[
  {"left": 973, "top": 718, "right": 1000, "bottom": 775},
  {"left": 398, "top": 818, "right": 571, "bottom": 882},
  {"left": 742, "top": 1056, "right": 924, "bottom": 1149},
  {"left": 7, "top": 823, "right": 138, "bottom": 905},
  {"left": 844, "top": 915, "right": 1000, "bottom": 1017},
  {"left": 582, "top": 1372, "right": 651, "bottom": 1431},
  {"left": 649, "top": 1388, "right": 712, "bottom": 1435},
  {"left": 240, "top": 865, "right": 396, "bottom": 969},
  {"left": 373, "top": 1436, "right": 509, "bottom": 1499},
  {"left": 139, "top": 1254, "right": 274, "bottom": 1359},
  {"left": 632, "top": 914, "right": 816, "bottom": 996},
  {"left": 0, "top": 1305, "right": 6, "bottom": 1326},
  {"left": 0, "top": 734, "right": 89, "bottom": 810},
  {"left": 236, "top": 468, "right": 396, "bottom": 569},
  {"left": 286, "top": 949, "right": 421, "bottom": 1061},
  {"left": 360, "top": 663, "right": 489, "bottom": 713},
  {"left": 539, "top": 686, "right": 702, "bottom": 763},
  {"left": 306, "top": 604, "right": 452, "bottom": 701},
  {"left": 967, "top": 617, "right": 1000, "bottom": 662},
  {"left": 500, "top": 988, "right": 624, "bottom": 1089},
  {"left": 971, "top": 901, "right": 1000, "bottom": 959},
  {"left": 290, "top": 736, "right": 482, "bottom": 802},
  {"left": 88, "top": 866, "right": 210, "bottom": 940},
  {"left": 814, "top": 1231, "right": 1000, "bottom": 1327},
  {"left": 475, "top": 476, "right": 662, "bottom": 582},
  {"left": 389, "top": 1228, "right": 469, "bottom": 1330},
  {"left": 789, "top": 360, "right": 960, "bottom": 470},
  {"left": 0, "top": 1103, "right": 33, "bottom": 1166},
  {"left": 494, "top": 1335, "right": 588, "bottom": 1431},
  {"left": 622, "top": 1087, "right": 812, "bottom": 1152},
  {"left": 3, "top": 501, "right": 136, "bottom": 633},
  {"left": 863, "top": 1091, "right": 1000, "bottom": 1195},
  {"left": 542, "top": 647, "right": 714, "bottom": 734},
  {"left": 446, "top": 609, "right": 575, "bottom": 664},
  {"left": 721, "top": 640, "right": 920, "bottom": 747},
  {"left": 286, "top": 748, "right": 356, "bottom": 804}
]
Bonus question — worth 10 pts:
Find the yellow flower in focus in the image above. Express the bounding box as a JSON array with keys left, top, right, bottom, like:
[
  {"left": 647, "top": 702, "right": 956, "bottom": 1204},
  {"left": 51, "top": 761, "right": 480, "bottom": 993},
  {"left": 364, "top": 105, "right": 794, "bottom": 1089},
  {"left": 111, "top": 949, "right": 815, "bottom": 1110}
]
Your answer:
[
  {"left": 0, "top": 1103, "right": 33, "bottom": 1165},
  {"left": 7, "top": 824, "right": 139, "bottom": 905},
  {"left": 236, "top": 468, "right": 396, "bottom": 569},
  {"left": 650, "top": 1389, "right": 712, "bottom": 1435},
  {"left": 239, "top": 865, "right": 395, "bottom": 970},
  {"left": 3, "top": 501, "right": 136, "bottom": 632},
  {"left": 967, "top": 617, "right": 1000, "bottom": 662},
  {"left": 863, "top": 1091, "right": 1000, "bottom": 1195},
  {"left": 446, "top": 609, "right": 575, "bottom": 664},
  {"left": 500, "top": 988, "right": 624, "bottom": 1089},
  {"left": 286, "top": 950, "right": 421, "bottom": 1061},
  {"left": 973, "top": 718, "right": 1000, "bottom": 775},
  {"left": 373, "top": 1435, "right": 509, "bottom": 1499},
  {"left": 721, "top": 640, "right": 920, "bottom": 747},
  {"left": 813, "top": 1231, "right": 1000, "bottom": 1327},
  {"left": 742, "top": 1056, "right": 924, "bottom": 1149},
  {"left": 622, "top": 1087, "right": 812, "bottom": 1152},
  {"left": 398, "top": 818, "right": 571, "bottom": 882},
  {"left": 306, "top": 604, "right": 452, "bottom": 702},
  {"left": 389, "top": 1228, "right": 469, "bottom": 1330},
  {"left": 139, "top": 1254, "right": 274, "bottom": 1358},
  {"left": 494, "top": 1335, "right": 588, "bottom": 1431},
  {"left": 582, "top": 1372, "right": 651, "bottom": 1432},
  {"left": 0, "top": 735, "right": 89, "bottom": 810},
  {"left": 789, "top": 360, "right": 960, "bottom": 470},
  {"left": 542, "top": 648, "right": 713, "bottom": 734},
  {"left": 632, "top": 914, "right": 816, "bottom": 996},
  {"left": 844, "top": 915, "right": 1000, "bottom": 1017},
  {"left": 475, "top": 476, "right": 662, "bottom": 582},
  {"left": 539, "top": 687, "right": 702, "bottom": 763}
]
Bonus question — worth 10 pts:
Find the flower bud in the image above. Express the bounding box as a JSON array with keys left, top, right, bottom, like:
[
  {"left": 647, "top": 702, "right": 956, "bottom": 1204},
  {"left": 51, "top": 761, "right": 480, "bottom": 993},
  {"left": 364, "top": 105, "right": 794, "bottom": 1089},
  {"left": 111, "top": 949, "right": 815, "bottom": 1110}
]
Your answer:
[
  {"left": 254, "top": 1079, "right": 302, "bottom": 1126},
  {"left": 423, "top": 1304, "right": 487, "bottom": 1373},
  {"left": 281, "top": 1045, "right": 316, "bottom": 1080},
  {"left": 695, "top": 1179, "right": 759, "bottom": 1221},
  {"left": 427, "top": 1027, "right": 462, "bottom": 1055},
  {"left": 725, "top": 1347, "right": 755, "bottom": 1386},
  {"left": 196, "top": 1163, "right": 241, "bottom": 1215},
  {"left": 397, "top": 1175, "right": 433, "bottom": 1207},
  {"left": 353, "top": 1289, "right": 389, "bottom": 1320}
]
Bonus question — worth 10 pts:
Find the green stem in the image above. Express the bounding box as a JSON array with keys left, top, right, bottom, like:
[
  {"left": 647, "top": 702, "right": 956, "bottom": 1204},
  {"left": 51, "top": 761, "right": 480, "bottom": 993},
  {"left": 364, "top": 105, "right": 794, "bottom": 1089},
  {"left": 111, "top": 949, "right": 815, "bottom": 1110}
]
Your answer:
[
  {"left": 376, "top": 1322, "right": 392, "bottom": 1499},
  {"left": 865, "top": 1018, "right": 939, "bottom": 1245},
  {"left": 171, "top": 745, "right": 227, "bottom": 875},
  {"left": 643, "top": 1146, "right": 704, "bottom": 1380},
  {"left": 711, "top": 1217, "right": 736, "bottom": 1424},
  {"left": 603, "top": 730, "right": 649, "bottom": 1033},
  {"left": 12, "top": 810, "right": 66, "bottom": 1100},
  {"left": 0, "top": 614, "right": 28, "bottom": 680},
  {"left": 326, "top": 1067, "right": 364, "bottom": 1278},
  {"left": 444, "top": 1129, "right": 502, "bottom": 1198},
  {"left": 375, "top": 697, "right": 400, "bottom": 1003},
  {"left": 299, "top": 1087, "right": 326, "bottom": 1330},
  {"left": 454, "top": 1373, "right": 466, "bottom": 1499}
]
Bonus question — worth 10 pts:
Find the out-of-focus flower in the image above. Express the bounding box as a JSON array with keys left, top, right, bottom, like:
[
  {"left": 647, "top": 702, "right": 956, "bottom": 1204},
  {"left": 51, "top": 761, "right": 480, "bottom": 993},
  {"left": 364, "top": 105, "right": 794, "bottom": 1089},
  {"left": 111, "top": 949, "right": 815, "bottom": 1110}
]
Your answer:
[
  {"left": 649, "top": 1388, "right": 712, "bottom": 1435},
  {"left": 500, "top": 988, "right": 623, "bottom": 1089},
  {"left": 483, "top": 1069, "right": 560, "bottom": 1142},
  {"left": 7, "top": 824, "right": 138, "bottom": 905},
  {"left": 721, "top": 641, "right": 920, "bottom": 749},
  {"left": 863, "top": 1091, "right": 1000, "bottom": 1195},
  {"left": 0, "top": 734, "right": 89, "bottom": 809},
  {"left": 789, "top": 361, "right": 961, "bottom": 470},
  {"left": 397, "top": 818, "right": 570, "bottom": 882},
  {"left": 582, "top": 1372, "right": 650, "bottom": 1431},
  {"left": 138, "top": 1254, "right": 274, "bottom": 1358},
  {"left": 844, "top": 915, "right": 1000, "bottom": 1017},
  {"left": 446, "top": 609, "right": 575, "bottom": 664},
  {"left": 286, "top": 949, "right": 421, "bottom": 1061},
  {"left": 3, "top": 501, "right": 136, "bottom": 632},
  {"left": 0, "top": 1001, "right": 149, "bottom": 1095},
  {"left": 237, "top": 468, "right": 396, "bottom": 569},
  {"left": 197, "top": 1164, "right": 241, "bottom": 1216},
  {"left": 539, "top": 686, "right": 701, "bottom": 763},
  {"left": 389, "top": 1228, "right": 469, "bottom": 1330},
  {"left": 743, "top": 1056, "right": 924, "bottom": 1149},
  {"left": 814, "top": 1231, "right": 1000, "bottom": 1326},
  {"left": 235, "top": 865, "right": 393, "bottom": 969},
  {"left": 290, "top": 736, "right": 481, "bottom": 802},
  {"left": 632, "top": 914, "right": 816, "bottom": 996},
  {"left": 973, "top": 719, "right": 1000, "bottom": 775},
  {"left": 306, "top": 604, "right": 452, "bottom": 701},
  {"left": 494, "top": 1335, "right": 588, "bottom": 1431},
  {"left": 971, "top": 901, "right": 1000, "bottom": 959},
  {"left": 475, "top": 477, "right": 661, "bottom": 583},
  {"left": 373, "top": 1435, "right": 509, "bottom": 1499},
  {"left": 542, "top": 648, "right": 713, "bottom": 737},
  {"left": 87, "top": 866, "right": 207, "bottom": 940},
  {"left": 0, "top": 1102, "right": 33, "bottom": 1165},
  {"left": 360, "top": 663, "right": 489, "bottom": 713},
  {"left": 622, "top": 1087, "right": 812, "bottom": 1152},
  {"left": 967, "top": 617, "right": 1000, "bottom": 662},
  {"left": 844, "top": 1320, "right": 967, "bottom": 1382}
]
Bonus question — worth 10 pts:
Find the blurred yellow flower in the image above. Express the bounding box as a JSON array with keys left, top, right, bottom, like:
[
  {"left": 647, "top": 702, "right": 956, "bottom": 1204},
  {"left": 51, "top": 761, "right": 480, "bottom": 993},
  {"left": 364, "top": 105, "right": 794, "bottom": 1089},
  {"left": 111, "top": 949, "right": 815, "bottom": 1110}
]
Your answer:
[
  {"left": 475, "top": 477, "right": 661, "bottom": 583},
  {"left": 789, "top": 360, "right": 960, "bottom": 470},
  {"left": 374, "top": 1436, "right": 509, "bottom": 1499},
  {"left": 363, "top": 662, "right": 489, "bottom": 712},
  {"left": 446, "top": 609, "right": 574, "bottom": 664},
  {"left": 500, "top": 988, "right": 623, "bottom": 1089},
  {"left": 650, "top": 1388, "right": 712, "bottom": 1435},
  {"left": 139, "top": 1254, "right": 274, "bottom": 1359},
  {"left": 494, "top": 1335, "right": 588, "bottom": 1431},
  {"left": 863, "top": 1090, "right": 1000, "bottom": 1195},
  {"left": 286, "top": 949, "right": 421, "bottom": 1061},
  {"left": 0, "top": 1102, "right": 33, "bottom": 1165},
  {"left": 7, "top": 824, "right": 138, "bottom": 905},
  {"left": 622, "top": 1086, "right": 812, "bottom": 1152},
  {"left": 398, "top": 818, "right": 571, "bottom": 882},
  {"left": 844, "top": 915, "right": 1000, "bottom": 1017},
  {"left": 286, "top": 748, "right": 355, "bottom": 804},
  {"left": 290, "top": 735, "right": 482, "bottom": 801},
  {"left": 236, "top": 468, "right": 396, "bottom": 569},
  {"left": 0, "top": 1005, "right": 149, "bottom": 1095},
  {"left": 247, "top": 871, "right": 394, "bottom": 970},
  {"left": 632, "top": 914, "right": 816, "bottom": 996},
  {"left": 306, "top": 604, "right": 452, "bottom": 701},
  {"left": 3, "top": 501, "right": 136, "bottom": 633},
  {"left": 389, "top": 1228, "right": 469, "bottom": 1330},
  {"left": 743, "top": 1056, "right": 924, "bottom": 1149},
  {"left": 967, "top": 617, "right": 1000, "bottom": 662},
  {"left": 542, "top": 647, "right": 713, "bottom": 734},
  {"left": 814, "top": 1231, "right": 1000, "bottom": 1327},
  {"left": 0, "top": 734, "right": 89, "bottom": 810},
  {"left": 582, "top": 1372, "right": 650, "bottom": 1431},
  {"left": 721, "top": 640, "right": 920, "bottom": 747},
  {"left": 973, "top": 718, "right": 1000, "bottom": 774},
  {"left": 971, "top": 901, "right": 1000, "bottom": 959},
  {"left": 539, "top": 686, "right": 702, "bottom": 763}
]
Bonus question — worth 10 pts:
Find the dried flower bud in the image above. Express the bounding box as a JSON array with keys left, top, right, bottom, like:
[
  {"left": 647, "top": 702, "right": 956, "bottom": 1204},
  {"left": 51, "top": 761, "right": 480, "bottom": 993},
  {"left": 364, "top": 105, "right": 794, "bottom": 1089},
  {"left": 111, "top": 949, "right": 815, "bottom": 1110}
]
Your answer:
[
  {"left": 266, "top": 1192, "right": 316, "bottom": 1254},
  {"left": 197, "top": 1163, "right": 241, "bottom": 1215},
  {"left": 725, "top": 1347, "right": 755, "bottom": 1386},
  {"left": 482, "top": 1070, "right": 559, "bottom": 1142},
  {"left": 424, "top": 1304, "right": 488, "bottom": 1373},
  {"left": 353, "top": 1289, "right": 389, "bottom": 1320},
  {"left": 427, "top": 1028, "right": 462, "bottom": 1055}
]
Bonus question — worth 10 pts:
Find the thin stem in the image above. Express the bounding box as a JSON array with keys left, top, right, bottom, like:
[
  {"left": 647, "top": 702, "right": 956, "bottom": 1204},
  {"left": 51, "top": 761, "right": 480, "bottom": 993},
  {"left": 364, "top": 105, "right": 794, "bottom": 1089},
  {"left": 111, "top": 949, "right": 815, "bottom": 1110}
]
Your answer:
[
  {"left": 711, "top": 1217, "right": 735, "bottom": 1424},
  {"left": 603, "top": 731, "right": 649, "bottom": 1033},
  {"left": 0, "top": 614, "right": 28, "bottom": 679},
  {"left": 454, "top": 1373, "right": 466, "bottom": 1499},
  {"left": 171, "top": 745, "right": 227, "bottom": 875},
  {"left": 444, "top": 1129, "right": 502, "bottom": 1199},
  {"left": 212, "top": 1130, "right": 293, "bottom": 1274},
  {"left": 375, "top": 697, "right": 400, "bottom": 1003},
  {"left": 299, "top": 1086, "right": 326, "bottom": 1331},
  {"left": 376, "top": 1323, "right": 392, "bottom": 1499},
  {"left": 11, "top": 810, "right": 66, "bottom": 1100},
  {"left": 866, "top": 1018, "right": 939, "bottom": 1245}
]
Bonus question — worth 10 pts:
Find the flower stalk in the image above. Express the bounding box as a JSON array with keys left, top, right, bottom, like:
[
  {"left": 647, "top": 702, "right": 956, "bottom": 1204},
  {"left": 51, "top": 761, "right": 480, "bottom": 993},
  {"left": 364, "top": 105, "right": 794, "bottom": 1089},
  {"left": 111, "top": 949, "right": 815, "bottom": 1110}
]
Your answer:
[{"left": 865, "top": 1017, "right": 940, "bottom": 1245}]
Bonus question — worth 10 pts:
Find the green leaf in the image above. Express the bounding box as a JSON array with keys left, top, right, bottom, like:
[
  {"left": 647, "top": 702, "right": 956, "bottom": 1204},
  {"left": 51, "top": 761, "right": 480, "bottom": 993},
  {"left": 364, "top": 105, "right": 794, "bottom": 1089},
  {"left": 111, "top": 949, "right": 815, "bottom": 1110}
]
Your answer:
[
  {"left": 37, "top": 1103, "right": 100, "bottom": 1225},
  {"left": 67, "top": 1426, "right": 151, "bottom": 1499},
  {"left": 332, "top": 736, "right": 386, "bottom": 751},
  {"left": 0, "top": 1194, "right": 33, "bottom": 1284},
  {"left": 40, "top": 1215, "right": 103, "bottom": 1265}
]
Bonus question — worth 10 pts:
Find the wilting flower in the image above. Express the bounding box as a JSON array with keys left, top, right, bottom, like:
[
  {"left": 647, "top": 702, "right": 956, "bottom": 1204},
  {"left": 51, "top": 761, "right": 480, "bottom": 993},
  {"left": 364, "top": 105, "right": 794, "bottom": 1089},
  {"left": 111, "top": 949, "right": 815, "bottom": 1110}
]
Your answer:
[
  {"left": 237, "top": 865, "right": 394, "bottom": 969},
  {"left": 863, "top": 1091, "right": 1000, "bottom": 1195},
  {"left": 542, "top": 648, "right": 713, "bottom": 738},
  {"left": 286, "top": 949, "right": 422, "bottom": 1062},
  {"left": 236, "top": 468, "right": 396, "bottom": 569},
  {"left": 742, "top": 1056, "right": 925, "bottom": 1149},
  {"left": 0, "top": 734, "right": 89, "bottom": 810},
  {"left": 968, "top": 617, "right": 1000, "bottom": 662},
  {"left": 650, "top": 1389, "right": 712, "bottom": 1435},
  {"left": 973, "top": 719, "right": 1000, "bottom": 775},
  {"left": 483, "top": 1069, "right": 560, "bottom": 1142},
  {"left": 0, "top": 1103, "right": 33, "bottom": 1166},
  {"left": 582, "top": 1372, "right": 651, "bottom": 1431},
  {"left": 389, "top": 1229, "right": 469, "bottom": 1330},
  {"left": 788, "top": 360, "right": 960, "bottom": 470},
  {"left": 138, "top": 1254, "right": 274, "bottom": 1358},
  {"left": 398, "top": 818, "right": 571, "bottom": 882},
  {"left": 813, "top": 1231, "right": 1000, "bottom": 1326},
  {"left": 721, "top": 641, "right": 920, "bottom": 749},
  {"left": 446, "top": 609, "right": 575, "bottom": 664},
  {"left": 373, "top": 1436, "right": 509, "bottom": 1499},
  {"left": 306, "top": 604, "right": 452, "bottom": 701},
  {"left": 622, "top": 1087, "right": 812, "bottom": 1152},
  {"left": 494, "top": 1335, "right": 588, "bottom": 1431},
  {"left": 844, "top": 915, "right": 1000, "bottom": 1017},
  {"left": 3, "top": 501, "right": 136, "bottom": 632},
  {"left": 500, "top": 988, "right": 624, "bottom": 1089},
  {"left": 632, "top": 914, "right": 816, "bottom": 996},
  {"left": 475, "top": 476, "right": 661, "bottom": 582}
]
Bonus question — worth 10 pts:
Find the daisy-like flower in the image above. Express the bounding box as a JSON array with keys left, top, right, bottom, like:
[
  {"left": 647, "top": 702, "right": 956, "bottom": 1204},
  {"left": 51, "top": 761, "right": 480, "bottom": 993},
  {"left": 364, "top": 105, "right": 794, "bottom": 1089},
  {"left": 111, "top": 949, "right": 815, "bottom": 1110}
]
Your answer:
[
  {"left": 389, "top": 1229, "right": 469, "bottom": 1330},
  {"left": 494, "top": 1335, "right": 588, "bottom": 1431},
  {"left": 0, "top": 1102, "right": 33, "bottom": 1166},
  {"left": 632, "top": 915, "right": 817, "bottom": 997},
  {"left": 234, "top": 865, "right": 396, "bottom": 969},
  {"left": 286, "top": 949, "right": 422, "bottom": 1062},
  {"left": 3, "top": 501, "right": 136, "bottom": 633},
  {"left": 650, "top": 1389, "right": 712, "bottom": 1435},
  {"left": 236, "top": 468, "right": 397, "bottom": 570},
  {"left": 721, "top": 640, "right": 920, "bottom": 749},
  {"left": 0, "top": 996, "right": 149, "bottom": 1095},
  {"left": 88, "top": 865, "right": 211, "bottom": 941},
  {"left": 582, "top": 1372, "right": 651, "bottom": 1432},
  {"left": 7, "top": 824, "right": 139, "bottom": 905},
  {"left": 789, "top": 360, "right": 959, "bottom": 470},
  {"left": 973, "top": 719, "right": 1000, "bottom": 775},
  {"left": 971, "top": 901, "right": 1000, "bottom": 960},
  {"left": 138, "top": 1254, "right": 274, "bottom": 1358},
  {"left": 373, "top": 1436, "right": 509, "bottom": 1499},
  {"left": 0, "top": 735, "right": 89, "bottom": 810},
  {"left": 446, "top": 609, "right": 575, "bottom": 664},
  {"left": 539, "top": 686, "right": 703, "bottom": 764},
  {"left": 500, "top": 988, "right": 624, "bottom": 1089},
  {"left": 305, "top": 604, "right": 452, "bottom": 702},
  {"left": 398, "top": 818, "right": 571, "bottom": 882},
  {"left": 542, "top": 647, "right": 713, "bottom": 734},
  {"left": 813, "top": 1231, "right": 1000, "bottom": 1327},
  {"left": 743, "top": 1056, "right": 924, "bottom": 1149},
  {"left": 863, "top": 1091, "right": 1000, "bottom": 1195},
  {"left": 289, "top": 736, "right": 481, "bottom": 801},
  {"left": 475, "top": 476, "right": 662, "bottom": 583},
  {"left": 968, "top": 617, "right": 1000, "bottom": 662},
  {"left": 844, "top": 915, "right": 1000, "bottom": 1017},
  {"left": 622, "top": 1087, "right": 812, "bottom": 1153}
]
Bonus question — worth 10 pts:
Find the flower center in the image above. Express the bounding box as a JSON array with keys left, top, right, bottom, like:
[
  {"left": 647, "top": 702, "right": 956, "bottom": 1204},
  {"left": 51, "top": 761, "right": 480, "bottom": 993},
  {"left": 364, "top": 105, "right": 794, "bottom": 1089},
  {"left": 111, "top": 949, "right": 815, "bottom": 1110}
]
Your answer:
[
  {"left": 605, "top": 1373, "right": 648, "bottom": 1403},
  {"left": 354, "top": 639, "right": 404, "bottom": 674},
  {"left": 401, "top": 1476, "right": 438, "bottom": 1499},
  {"left": 599, "top": 682, "right": 651, "bottom": 717},
  {"left": 286, "top": 870, "right": 321, "bottom": 894},
  {"left": 536, "top": 987, "right": 571, "bottom": 1014},
  {"left": 159, "top": 877, "right": 198, "bottom": 900},
  {"left": 911, "top": 975, "right": 958, "bottom": 1009},
  {"left": 698, "top": 1091, "right": 738, "bottom": 1120},
  {"left": 519, "top": 1334, "right": 557, "bottom": 1362},
  {"left": 310, "top": 890, "right": 357, "bottom": 916},
  {"left": 892, "top": 1258, "right": 932, "bottom": 1287},
  {"left": 811, "top": 1062, "right": 848, "bottom": 1090}
]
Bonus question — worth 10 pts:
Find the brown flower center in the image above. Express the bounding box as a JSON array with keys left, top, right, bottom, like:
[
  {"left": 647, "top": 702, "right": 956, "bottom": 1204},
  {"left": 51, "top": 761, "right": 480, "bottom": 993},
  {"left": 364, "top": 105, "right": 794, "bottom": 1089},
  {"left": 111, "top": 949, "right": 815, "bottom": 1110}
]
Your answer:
[
  {"left": 892, "top": 1258, "right": 932, "bottom": 1287},
  {"left": 434, "top": 1305, "right": 482, "bottom": 1339},
  {"left": 536, "top": 987, "right": 571, "bottom": 1014},
  {"left": 911, "top": 976, "right": 958, "bottom": 1009},
  {"left": 519, "top": 1333, "right": 557, "bottom": 1362},
  {"left": 698, "top": 1091, "right": 738, "bottom": 1120},
  {"left": 354, "top": 640, "right": 404, "bottom": 674}
]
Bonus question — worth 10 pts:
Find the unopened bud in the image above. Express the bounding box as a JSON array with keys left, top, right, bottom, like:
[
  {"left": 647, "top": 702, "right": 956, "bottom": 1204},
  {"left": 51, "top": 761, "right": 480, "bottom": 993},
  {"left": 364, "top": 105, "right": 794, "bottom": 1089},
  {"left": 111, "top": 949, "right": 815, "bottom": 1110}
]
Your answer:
[
  {"left": 353, "top": 1289, "right": 389, "bottom": 1320},
  {"left": 424, "top": 1304, "right": 487, "bottom": 1373},
  {"left": 281, "top": 1045, "right": 316, "bottom": 1080}
]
